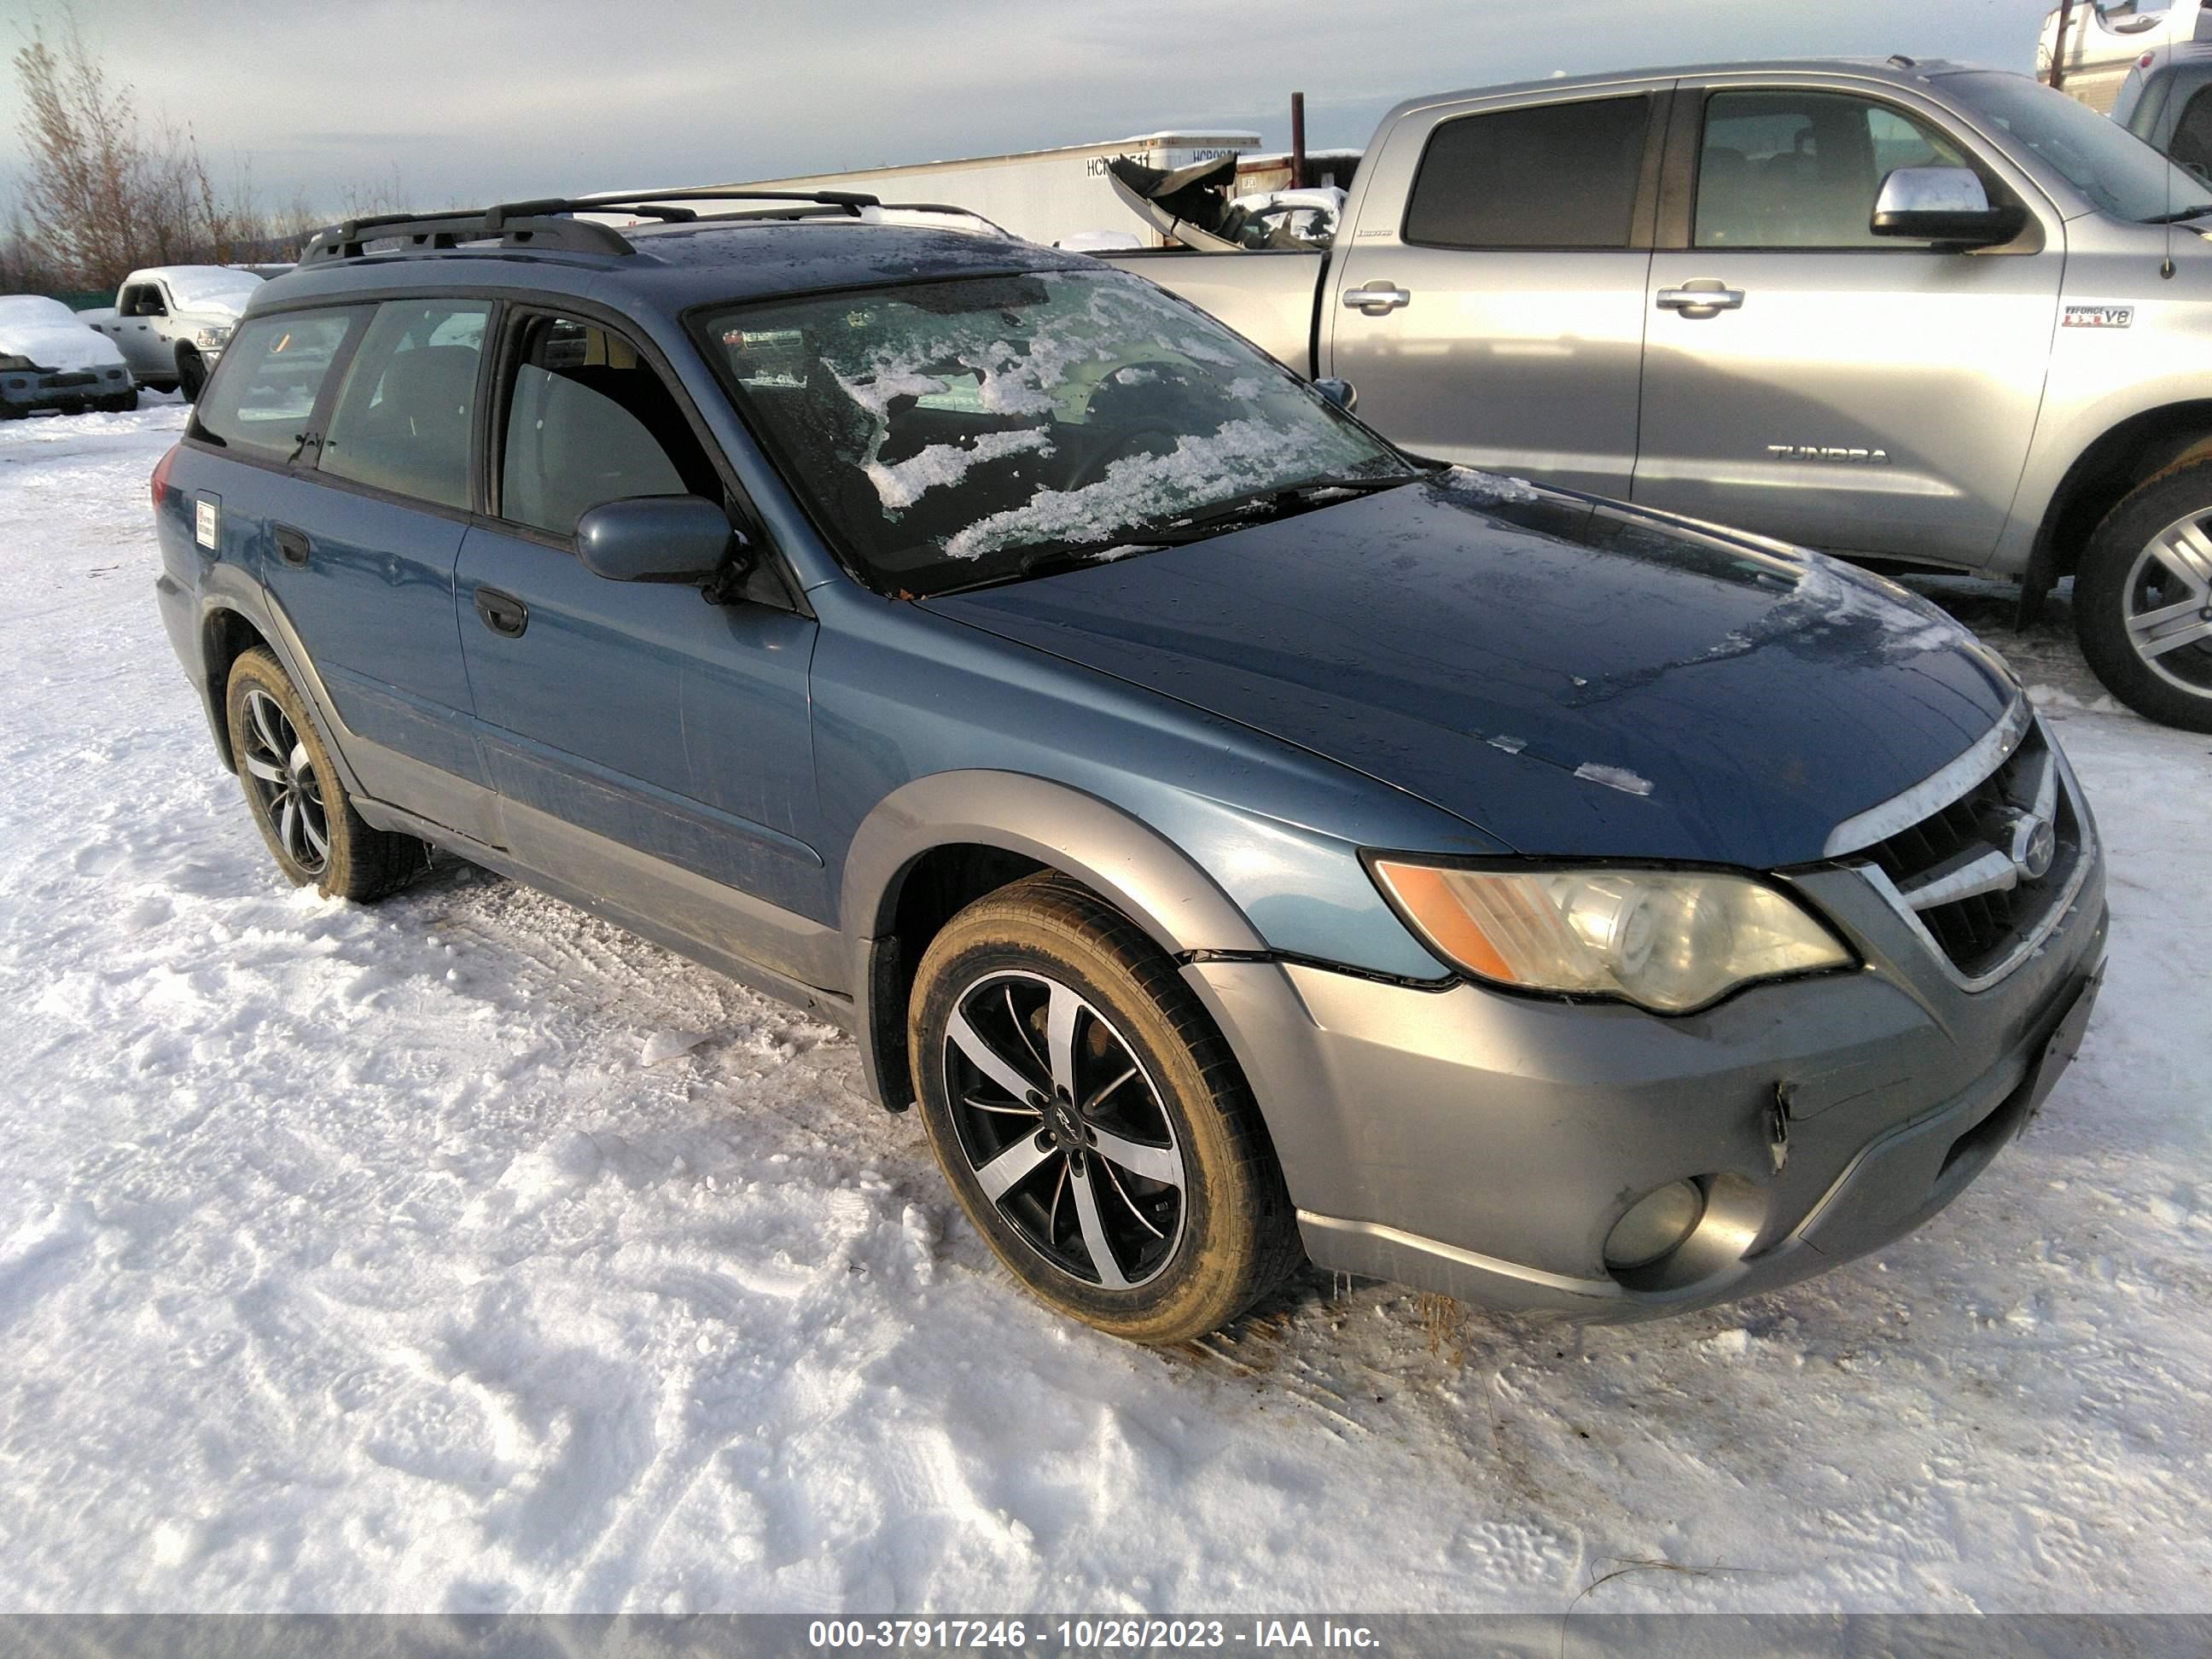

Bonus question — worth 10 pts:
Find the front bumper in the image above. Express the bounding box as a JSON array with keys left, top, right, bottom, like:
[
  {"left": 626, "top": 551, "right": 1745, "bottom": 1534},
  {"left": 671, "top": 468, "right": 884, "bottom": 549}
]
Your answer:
[
  {"left": 1, "top": 364, "right": 135, "bottom": 414},
  {"left": 1184, "top": 848, "right": 2107, "bottom": 1322}
]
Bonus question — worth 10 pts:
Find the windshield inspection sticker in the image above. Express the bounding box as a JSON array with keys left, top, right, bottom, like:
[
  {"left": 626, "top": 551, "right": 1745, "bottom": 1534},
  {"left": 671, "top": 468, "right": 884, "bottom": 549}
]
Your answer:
[
  {"left": 2064, "top": 304, "right": 2134, "bottom": 329},
  {"left": 194, "top": 496, "right": 219, "bottom": 550}
]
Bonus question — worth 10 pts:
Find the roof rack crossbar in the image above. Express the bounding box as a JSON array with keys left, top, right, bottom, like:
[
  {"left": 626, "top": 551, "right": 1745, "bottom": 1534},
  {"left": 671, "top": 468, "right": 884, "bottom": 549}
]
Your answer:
[{"left": 296, "top": 185, "right": 1003, "bottom": 265}]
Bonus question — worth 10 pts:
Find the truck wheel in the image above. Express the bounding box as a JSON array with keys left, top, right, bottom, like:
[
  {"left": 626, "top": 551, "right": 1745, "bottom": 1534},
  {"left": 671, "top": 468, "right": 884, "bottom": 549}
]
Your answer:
[
  {"left": 176, "top": 348, "right": 206, "bottom": 403},
  {"left": 224, "top": 649, "right": 422, "bottom": 901},
  {"left": 2077, "top": 459, "right": 2212, "bottom": 731},
  {"left": 908, "top": 875, "right": 1302, "bottom": 1343}
]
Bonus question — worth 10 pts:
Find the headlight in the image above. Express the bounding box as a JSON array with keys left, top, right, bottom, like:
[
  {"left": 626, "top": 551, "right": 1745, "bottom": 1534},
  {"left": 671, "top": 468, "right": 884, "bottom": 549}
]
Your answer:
[
  {"left": 1368, "top": 859, "right": 1854, "bottom": 1014},
  {"left": 194, "top": 324, "right": 232, "bottom": 350}
]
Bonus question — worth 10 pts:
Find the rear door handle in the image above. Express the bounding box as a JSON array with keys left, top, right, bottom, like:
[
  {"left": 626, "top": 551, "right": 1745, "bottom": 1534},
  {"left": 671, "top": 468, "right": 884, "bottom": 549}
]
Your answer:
[
  {"left": 474, "top": 586, "right": 528, "bottom": 638},
  {"left": 1656, "top": 282, "right": 1746, "bottom": 316},
  {"left": 273, "top": 525, "right": 311, "bottom": 567},
  {"left": 1342, "top": 281, "right": 1412, "bottom": 315}
]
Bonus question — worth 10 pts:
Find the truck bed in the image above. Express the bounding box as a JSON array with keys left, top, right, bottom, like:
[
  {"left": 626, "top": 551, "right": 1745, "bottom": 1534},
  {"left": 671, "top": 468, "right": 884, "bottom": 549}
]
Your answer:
[{"left": 1098, "top": 247, "right": 1329, "bottom": 377}]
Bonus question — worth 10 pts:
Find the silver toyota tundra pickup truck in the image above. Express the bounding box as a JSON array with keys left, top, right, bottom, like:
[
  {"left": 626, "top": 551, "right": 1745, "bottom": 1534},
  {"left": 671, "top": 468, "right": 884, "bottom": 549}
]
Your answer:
[{"left": 1106, "top": 57, "right": 2212, "bottom": 731}]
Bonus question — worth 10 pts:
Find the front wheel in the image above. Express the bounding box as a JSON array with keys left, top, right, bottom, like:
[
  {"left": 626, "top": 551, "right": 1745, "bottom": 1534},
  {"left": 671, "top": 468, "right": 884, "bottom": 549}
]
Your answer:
[
  {"left": 175, "top": 348, "right": 207, "bottom": 403},
  {"left": 908, "top": 876, "right": 1301, "bottom": 1343},
  {"left": 2077, "top": 460, "right": 2212, "bottom": 731},
  {"left": 224, "top": 648, "right": 422, "bottom": 900}
]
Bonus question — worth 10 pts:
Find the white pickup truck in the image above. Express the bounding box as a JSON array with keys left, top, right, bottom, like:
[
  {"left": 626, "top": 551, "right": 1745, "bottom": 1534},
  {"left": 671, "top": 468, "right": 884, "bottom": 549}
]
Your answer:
[
  {"left": 1104, "top": 56, "right": 2212, "bottom": 731},
  {"left": 81, "top": 265, "right": 264, "bottom": 399}
]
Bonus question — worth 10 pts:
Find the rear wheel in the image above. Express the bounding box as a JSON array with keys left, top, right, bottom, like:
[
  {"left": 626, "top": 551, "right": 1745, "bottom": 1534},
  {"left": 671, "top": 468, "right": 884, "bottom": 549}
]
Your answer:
[
  {"left": 909, "top": 876, "right": 1301, "bottom": 1342},
  {"left": 224, "top": 648, "right": 421, "bottom": 900},
  {"left": 2077, "top": 459, "right": 2212, "bottom": 731}
]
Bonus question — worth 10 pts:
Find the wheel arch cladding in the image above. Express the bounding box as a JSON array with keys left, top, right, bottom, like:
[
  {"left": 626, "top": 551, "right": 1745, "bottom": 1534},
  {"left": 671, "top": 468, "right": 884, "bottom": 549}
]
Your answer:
[
  {"left": 201, "top": 604, "right": 273, "bottom": 773},
  {"left": 838, "top": 771, "right": 1269, "bottom": 1112}
]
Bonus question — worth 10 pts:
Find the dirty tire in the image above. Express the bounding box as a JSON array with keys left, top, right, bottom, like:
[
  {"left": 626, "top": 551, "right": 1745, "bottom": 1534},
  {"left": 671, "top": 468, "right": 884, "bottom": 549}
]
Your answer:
[
  {"left": 2076, "top": 457, "right": 2212, "bottom": 732},
  {"left": 909, "top": 874, "right": 1302, "bottom": 1343},
  {"left": 224, "top": 648, "right": 421, "bottom": 901},
  {"left": 176, "top": 348, "right": 206, "bottom": 404}
]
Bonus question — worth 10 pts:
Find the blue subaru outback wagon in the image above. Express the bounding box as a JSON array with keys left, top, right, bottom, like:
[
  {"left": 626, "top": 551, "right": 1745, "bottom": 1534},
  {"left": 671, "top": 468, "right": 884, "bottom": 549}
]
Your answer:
[{"left": 153, "top": 191, "right": 2106, "bottom": 1342}]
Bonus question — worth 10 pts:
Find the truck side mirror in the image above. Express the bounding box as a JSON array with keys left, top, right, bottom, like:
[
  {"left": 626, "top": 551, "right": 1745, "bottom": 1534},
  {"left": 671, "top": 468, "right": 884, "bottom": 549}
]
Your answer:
[
  {"left": 1313, "top": 377, "right": 1358, "bottom": 414},
  {"left": 574, "top": 495, "right": 743, "bottom": 585},
  {"left": 1871, "top": 166, "right": 2023, "bottom": 248}
]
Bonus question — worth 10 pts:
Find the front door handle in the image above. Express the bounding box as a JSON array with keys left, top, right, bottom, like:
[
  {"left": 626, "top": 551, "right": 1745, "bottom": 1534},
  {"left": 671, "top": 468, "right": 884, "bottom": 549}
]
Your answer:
[
  {"left": 1342, "top": 280, "right": 1412, "bottom": 315},
  {"left": 474, "top": 586, "right": 528, "bottom": 638},
  {"left": 273, "top": 525, "right": 311, "bottom": 567},
  {"left": 1656, "top": 282, "right": 1746, "bottom": 317}
]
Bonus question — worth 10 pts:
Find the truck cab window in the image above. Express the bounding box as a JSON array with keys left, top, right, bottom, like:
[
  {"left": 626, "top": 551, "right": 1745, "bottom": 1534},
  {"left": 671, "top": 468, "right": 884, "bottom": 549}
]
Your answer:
[
  {"left": 499, "top": 317, "right": 719, "bottom": 538},
  {"left": 2174, "top": 84, "right": 2212, "bottom": 179},
  {"left": 1695, "top": 91, "right": 1976, "bottom": 248},
  {"left": 1403, "top": 96, "right": 1650, "bottom": 250}
]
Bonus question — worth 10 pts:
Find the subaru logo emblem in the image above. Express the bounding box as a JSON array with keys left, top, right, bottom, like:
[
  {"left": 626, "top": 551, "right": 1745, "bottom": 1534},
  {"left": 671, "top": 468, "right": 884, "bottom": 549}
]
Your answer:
[{"left": 2011, "top": 812, "right": 2057, "bottom": 882}]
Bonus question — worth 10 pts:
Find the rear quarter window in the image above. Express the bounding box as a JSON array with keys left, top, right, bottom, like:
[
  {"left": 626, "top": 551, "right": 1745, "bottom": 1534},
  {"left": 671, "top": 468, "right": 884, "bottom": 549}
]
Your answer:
[{"left": 193, "top": 310, "right": 363, "bottom": 463}]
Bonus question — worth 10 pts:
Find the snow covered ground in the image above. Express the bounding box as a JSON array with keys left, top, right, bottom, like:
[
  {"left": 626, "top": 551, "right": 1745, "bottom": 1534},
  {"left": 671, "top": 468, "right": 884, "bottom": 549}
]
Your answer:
[{"left": 1, "top": 405, "right": 2208, "bottom": 1615}]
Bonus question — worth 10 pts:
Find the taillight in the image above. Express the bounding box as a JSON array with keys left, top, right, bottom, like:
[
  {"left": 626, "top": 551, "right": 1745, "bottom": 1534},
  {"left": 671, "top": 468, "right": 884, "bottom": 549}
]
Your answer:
[
  {"left": 150, "top": 443, "right": 178, "bottom": 510},
  {"left": 2143, "top": 52, "right": 2156, "bottom": 68}
]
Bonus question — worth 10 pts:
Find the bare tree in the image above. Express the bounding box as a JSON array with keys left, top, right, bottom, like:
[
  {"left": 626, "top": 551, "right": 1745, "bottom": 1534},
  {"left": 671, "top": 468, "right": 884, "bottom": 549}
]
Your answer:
[{"left": 11, "top": 11, "right": 145, "bottom": 286}]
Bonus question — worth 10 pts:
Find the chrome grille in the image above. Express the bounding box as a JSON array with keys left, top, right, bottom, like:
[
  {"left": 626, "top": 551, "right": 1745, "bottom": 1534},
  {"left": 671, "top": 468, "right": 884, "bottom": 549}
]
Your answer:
[{"left": 1848, "top": 714, "right": 2087, "bottom": 985}]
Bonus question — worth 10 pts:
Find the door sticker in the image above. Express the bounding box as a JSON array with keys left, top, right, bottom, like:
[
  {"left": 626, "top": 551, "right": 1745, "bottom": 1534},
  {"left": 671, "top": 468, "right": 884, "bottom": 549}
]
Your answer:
[
  {"left": 194, "top": 496, "right": 219, "bottom": 550},
  {"left": 2062, "top": 305, "right": 2134, "bottom": 329}
]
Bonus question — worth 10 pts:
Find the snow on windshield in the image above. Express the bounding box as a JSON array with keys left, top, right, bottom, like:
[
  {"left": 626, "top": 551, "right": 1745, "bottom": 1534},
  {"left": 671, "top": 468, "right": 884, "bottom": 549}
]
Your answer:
[
  {"left": 943, "top": 416, "right": 1363, "bottom": 560},
  {"left": 710, "top": 271, "right": 1398, "bottom": 587}
]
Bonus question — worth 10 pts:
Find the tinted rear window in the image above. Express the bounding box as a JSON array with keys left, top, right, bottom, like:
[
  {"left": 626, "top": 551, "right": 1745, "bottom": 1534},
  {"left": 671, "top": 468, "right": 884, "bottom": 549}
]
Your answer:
[
  {"left": 192, "top": 310, "right": 362, "bottom": 463},
  {"left": 1404, "top": 96, "right": 1651, "bottom": 249}
]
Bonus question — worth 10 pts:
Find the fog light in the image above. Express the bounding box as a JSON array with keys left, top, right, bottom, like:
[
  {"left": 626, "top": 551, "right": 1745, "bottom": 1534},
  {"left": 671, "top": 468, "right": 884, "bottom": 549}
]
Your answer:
[{"left": 1604, "top": 1179, "right": 1705, "bottom": 1271}]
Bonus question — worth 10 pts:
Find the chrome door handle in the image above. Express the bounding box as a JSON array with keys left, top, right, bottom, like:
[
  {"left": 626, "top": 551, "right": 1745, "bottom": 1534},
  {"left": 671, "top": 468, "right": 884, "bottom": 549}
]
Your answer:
[
  {"left": 1342, "top": 282, "right": 1412, "bottom": 315},
  {"left": 1656, "top": 283, "right": 1745, "bottom": 315}
]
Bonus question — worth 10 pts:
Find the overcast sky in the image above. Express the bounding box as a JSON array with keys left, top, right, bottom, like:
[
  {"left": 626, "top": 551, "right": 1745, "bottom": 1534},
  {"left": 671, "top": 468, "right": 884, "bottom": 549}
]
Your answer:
[{"left": 2, "top": 0, "right": 2057, "bottom": 209}]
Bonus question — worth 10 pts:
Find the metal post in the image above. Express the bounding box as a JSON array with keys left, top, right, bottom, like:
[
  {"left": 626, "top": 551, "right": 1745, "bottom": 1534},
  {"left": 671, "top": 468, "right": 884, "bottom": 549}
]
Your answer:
[{"left": 1290, "top": 91, "right": 1307, "bottom": 189}]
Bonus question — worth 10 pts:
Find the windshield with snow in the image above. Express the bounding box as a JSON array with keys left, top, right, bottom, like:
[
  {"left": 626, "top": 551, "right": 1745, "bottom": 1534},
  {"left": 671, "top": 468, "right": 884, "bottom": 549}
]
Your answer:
[{"left": 699, "top": 271, "right": 1408, "bottom": 594}]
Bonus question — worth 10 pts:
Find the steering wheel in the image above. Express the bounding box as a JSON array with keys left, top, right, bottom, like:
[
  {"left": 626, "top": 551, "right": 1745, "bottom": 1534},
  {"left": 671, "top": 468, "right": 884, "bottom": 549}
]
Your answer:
[{"left": 1067, "top": 423, "right": 1183, "bottom": 492}]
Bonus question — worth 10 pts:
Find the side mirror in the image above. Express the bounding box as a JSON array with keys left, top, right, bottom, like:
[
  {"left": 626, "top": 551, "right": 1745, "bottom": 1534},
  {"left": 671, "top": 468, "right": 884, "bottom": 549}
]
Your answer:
[
  {"left": 574, "top": 495, "right": 739, "bottom": 584},
  {"left": 1871, "top": 166, "right": 2023, "bottom": 247},
  {"left": 1313, "top": 377, "right": 1359, "bottom": 414}
]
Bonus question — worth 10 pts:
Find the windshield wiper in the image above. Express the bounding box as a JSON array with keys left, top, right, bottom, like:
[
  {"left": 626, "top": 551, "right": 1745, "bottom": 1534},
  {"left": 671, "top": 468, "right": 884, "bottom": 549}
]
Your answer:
[
  {"left": 2141, "top": 203, "right": 2212, "bottom": 224},
  {"left": 1109, "top": 470, "right": 1421, "bottom": 548},
  {"left": 932, "top": 471, "right": 1421, "bottom": 594}
]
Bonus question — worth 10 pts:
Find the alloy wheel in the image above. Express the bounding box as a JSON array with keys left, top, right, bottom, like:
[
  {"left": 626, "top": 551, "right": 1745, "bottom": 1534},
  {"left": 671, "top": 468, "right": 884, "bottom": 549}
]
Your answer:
[
  {"left": 238, "top": 687, "right": 330, "bottom": 875},
  {"left": 2122, "top": 510, "right": 2212, "bottom": 697},
  {"left": 940, "top": 969, "right": 1188, "bottom": 1289}
]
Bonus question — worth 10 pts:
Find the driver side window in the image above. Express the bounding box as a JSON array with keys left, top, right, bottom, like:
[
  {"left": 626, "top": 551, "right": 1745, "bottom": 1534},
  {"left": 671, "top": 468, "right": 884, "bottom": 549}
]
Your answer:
[{"left": 1693, "top": 91, "right": 1977, "bottom": 249}]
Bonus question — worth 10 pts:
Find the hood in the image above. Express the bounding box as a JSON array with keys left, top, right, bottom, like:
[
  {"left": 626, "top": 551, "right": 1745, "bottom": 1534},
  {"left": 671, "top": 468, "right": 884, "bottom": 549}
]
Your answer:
[
  {"left": 0, "top": 320, "right": 125, "bottom": 373},
  {"left": 923, "top": 474, "right": 2018, "bottom": 868}
]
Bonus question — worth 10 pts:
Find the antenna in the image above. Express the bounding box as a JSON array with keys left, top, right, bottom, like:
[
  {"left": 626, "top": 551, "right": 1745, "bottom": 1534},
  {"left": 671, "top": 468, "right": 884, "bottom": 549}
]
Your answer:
[{"left": 2164, "top": 123, "right": 2178, "bottom": 281}]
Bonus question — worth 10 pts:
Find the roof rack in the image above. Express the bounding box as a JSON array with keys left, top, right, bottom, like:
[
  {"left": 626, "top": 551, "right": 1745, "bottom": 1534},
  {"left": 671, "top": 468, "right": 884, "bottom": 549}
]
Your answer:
[{"left": 300, "top": 188, "right": 897, "bottom": 264}]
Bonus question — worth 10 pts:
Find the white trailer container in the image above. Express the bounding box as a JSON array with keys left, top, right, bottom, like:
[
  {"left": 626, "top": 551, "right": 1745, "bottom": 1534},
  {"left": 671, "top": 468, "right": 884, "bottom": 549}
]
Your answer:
[{"left": 715, "top": 131, "right": 1262, "bottom": 247}]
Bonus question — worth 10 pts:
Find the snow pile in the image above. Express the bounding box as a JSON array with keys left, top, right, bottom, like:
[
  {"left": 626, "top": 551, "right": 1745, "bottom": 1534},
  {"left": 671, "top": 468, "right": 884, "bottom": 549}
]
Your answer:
[
  {"left": 1434, "top": 464, "right": 1544, "bottom": 506},
  {"left": 0, "top": 410, "right": 2209, "bottom": 1615}
]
